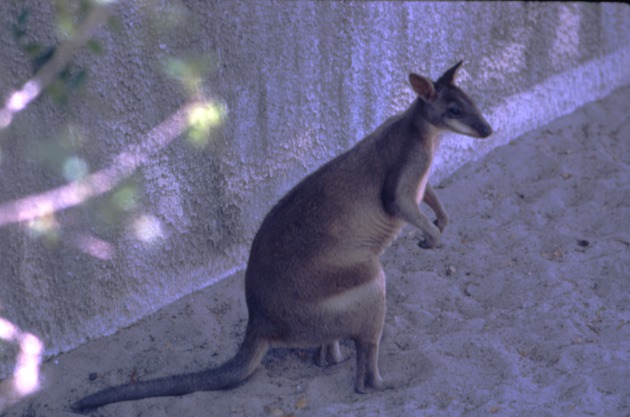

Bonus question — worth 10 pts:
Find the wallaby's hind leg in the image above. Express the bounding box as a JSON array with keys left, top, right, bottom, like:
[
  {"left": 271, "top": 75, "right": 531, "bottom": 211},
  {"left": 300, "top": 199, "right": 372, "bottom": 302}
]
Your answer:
[
  {"left": 315, "top": 340, "right": 343, "bottom": 367},
  {"left": 353, "top": 265, "right": 388, "bottom": 393},
  {"left": 354, "top": 339, "right": 384, "bottom": 393}
]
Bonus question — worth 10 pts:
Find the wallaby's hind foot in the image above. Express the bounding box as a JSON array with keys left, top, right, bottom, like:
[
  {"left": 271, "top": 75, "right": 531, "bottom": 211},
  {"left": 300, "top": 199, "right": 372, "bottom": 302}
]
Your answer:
[{"left": 315, "top": 340, "right": 344, "bottom": 367}]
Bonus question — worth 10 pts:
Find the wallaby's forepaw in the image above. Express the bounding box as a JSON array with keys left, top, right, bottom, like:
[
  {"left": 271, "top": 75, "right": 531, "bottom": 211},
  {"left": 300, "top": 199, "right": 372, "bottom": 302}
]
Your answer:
[
  {"left": 417, "top": 236, "right": 432, "bottom": 249},
  {"left": 417, "top": 223, "right": 441, "bottom": 249},
  {"left": 417, "top": 233, "right": 440, "bottom": 249}
]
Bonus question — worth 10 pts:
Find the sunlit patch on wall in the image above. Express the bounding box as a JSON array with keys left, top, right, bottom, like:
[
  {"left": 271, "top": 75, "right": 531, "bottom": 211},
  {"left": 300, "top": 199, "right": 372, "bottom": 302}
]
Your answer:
[
  {"left": 480, "top": 40, "right": 528, "bottom": 84},
  {"left": 550, "top": 4, "right": 580, "bottom": 69},
  {"left": 0, "top": 81, "right": 42, "bottom": 130},
  {"left": 111, "top": 183, "right": 138, "bottom": 212},
  {"left": 186, "top": 100, "right": 227, "bottom": 148},
  {"left": 73, "top": 233, "right": 115, "bottom": 260},
  {"left": 162, "top": 54, "right": 213, "bottom": 95},
  {"left": 26, "top": 208, "right": 60, "bottom": 242},
  {"left": 0, "top": 111, "right": 11, "bottom": 130},
  {"left": 62, "top": 156, "right": 90, "bottom": 182},
  {"left": 0, "top": 317, "right": 43, "bottom": 411},
  {"left": 132, "top": 214, "right": 164, "bottom": 243}
]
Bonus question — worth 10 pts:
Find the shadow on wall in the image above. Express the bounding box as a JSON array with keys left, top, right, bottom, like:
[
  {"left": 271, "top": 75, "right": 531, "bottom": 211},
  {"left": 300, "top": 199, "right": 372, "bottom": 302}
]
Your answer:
[{"left": 478, "top": 4, "right": 581, "bottom": 91}]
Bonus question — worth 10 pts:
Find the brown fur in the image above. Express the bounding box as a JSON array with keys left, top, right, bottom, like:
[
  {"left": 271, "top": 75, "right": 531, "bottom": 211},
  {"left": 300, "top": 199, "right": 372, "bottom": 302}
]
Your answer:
[{"left": 71, "top": 60, "right": 492, "bottom": 412}]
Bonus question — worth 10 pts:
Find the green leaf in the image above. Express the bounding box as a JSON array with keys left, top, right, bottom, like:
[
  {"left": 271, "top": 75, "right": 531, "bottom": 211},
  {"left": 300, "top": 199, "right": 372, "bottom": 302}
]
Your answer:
[
  {"left": 12, "top": 23, "right": 26, "bottom": 41},
  {"left": 17, "top": 9, "right": 29, "bottom": 26},
  {"left": 25, "top": 42, "right": 43, "bottom": 58},
  {"left": 70, "top": 68, "right": 88, "bottom": 89},
  {"left": 32, "top": 46, "right": 56, "bottom": 74},
  {"left": 46, "top": 79, "right": 68, "bottom": 103},
  {"left": 86, "top": 39, "right": 103, "bottom": 54},
  {"left": 12, "top": 9, "right": 29, "bottom": 40},
  {"left": 107, "top": 15, "right": 122, "bottom": 32}
]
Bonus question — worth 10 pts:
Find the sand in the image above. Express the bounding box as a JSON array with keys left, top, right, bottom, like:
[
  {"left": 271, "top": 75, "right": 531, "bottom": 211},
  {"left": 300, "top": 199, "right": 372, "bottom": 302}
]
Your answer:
[{"left": 3, "top": 85, "right": 629, "bottom": 417}]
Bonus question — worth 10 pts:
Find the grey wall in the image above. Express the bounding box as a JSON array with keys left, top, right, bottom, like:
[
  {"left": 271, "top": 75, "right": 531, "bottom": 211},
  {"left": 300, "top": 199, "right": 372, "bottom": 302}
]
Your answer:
[{"left": 1, "top": 1, "right": 629, "bottom": 378}]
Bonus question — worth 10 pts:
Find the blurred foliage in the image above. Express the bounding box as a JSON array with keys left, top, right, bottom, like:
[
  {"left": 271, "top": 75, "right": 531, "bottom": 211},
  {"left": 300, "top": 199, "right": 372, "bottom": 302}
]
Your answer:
[
  {"left": 11, "top": 0, "right": 100, "bottom": 104},
  {"left": 162, "top": 54, "right": 214, "bottom": 95},
  {"left": 92, "top": 176, "right": 143, "bottom": 235},
  {"left": 5, "top": 0, "right": 226, "bottom": 251},
  {"left": 186, "top": 101, "right": 227, "bottom": 148},
  {"left": 162, "top": 53, "right": 227, "bottom": 147}
]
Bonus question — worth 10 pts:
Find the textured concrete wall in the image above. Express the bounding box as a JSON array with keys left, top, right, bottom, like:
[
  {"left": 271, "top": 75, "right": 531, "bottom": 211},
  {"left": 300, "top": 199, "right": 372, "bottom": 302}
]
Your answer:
[{"left": 1, "top": 1, "right": 629, "bottom": 378}]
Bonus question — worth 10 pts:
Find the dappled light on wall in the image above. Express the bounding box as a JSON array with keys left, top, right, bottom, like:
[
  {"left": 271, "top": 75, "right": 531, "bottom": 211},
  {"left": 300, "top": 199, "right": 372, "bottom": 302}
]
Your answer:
[
  {"left": 0, "top": 81, "right": 41, "bottom": 130},
  {"left": 26, "top": 209, "right": 60, "bottom": 241},
  {"left": 62, "top": 156, "right": 90, "bottom": 183},
  {"left": 132, "top": 214, "right": 164, "bottom": 243},
  {"left": 479, "top": 36, "right": 528, "bottom": 85},
  {"left": 0, "top": 318, "right": 43, "bottom": 412},
  {"left": 550, "top": 4, "right": 580, "bottom": 69},
  {"left": 187, "top": 101, "right": 227, "bottom": 148},
  {"left": 72, "top": 233, "right": 115, "bottom": 260}
]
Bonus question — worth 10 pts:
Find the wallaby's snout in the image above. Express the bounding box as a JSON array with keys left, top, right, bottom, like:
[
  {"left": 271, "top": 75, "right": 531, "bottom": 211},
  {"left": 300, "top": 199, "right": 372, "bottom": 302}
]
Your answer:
[
  {"left": 443, "top": 110, "right": 492, "bottom": 139},
  {"left": 472, "top": 117, "right": 493, "bottom": 139}
]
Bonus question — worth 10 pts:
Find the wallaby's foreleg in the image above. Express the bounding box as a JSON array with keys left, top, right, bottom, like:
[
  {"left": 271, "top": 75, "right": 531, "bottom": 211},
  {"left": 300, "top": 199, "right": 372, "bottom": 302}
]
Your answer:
[
  {"left": 383, "top": 161, "right": 442, "bottom": 248},
  {"left": 423, "top": 182, "right": 448, "bottom": 232},
  {"left": 389, "top": 194, "right": 441, "bottom": 249}
]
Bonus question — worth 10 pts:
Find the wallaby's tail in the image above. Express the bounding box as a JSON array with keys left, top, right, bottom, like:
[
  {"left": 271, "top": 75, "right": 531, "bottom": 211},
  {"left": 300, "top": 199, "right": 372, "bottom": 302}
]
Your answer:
[{"left": 70, "top": 327, "right": 269, "bottom": 413}]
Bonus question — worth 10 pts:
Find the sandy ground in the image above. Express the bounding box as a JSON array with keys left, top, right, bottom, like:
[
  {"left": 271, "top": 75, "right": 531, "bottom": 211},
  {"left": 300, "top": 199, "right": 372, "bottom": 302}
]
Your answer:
[{"left": 3, "top": 85, "right": 630, "bottom": 417}]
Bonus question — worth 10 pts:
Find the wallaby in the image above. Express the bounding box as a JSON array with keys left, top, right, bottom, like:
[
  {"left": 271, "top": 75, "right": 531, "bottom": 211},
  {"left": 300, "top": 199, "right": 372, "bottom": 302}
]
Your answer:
[{"left": 71, "top": 60, "right": 492, "bottom": 413}]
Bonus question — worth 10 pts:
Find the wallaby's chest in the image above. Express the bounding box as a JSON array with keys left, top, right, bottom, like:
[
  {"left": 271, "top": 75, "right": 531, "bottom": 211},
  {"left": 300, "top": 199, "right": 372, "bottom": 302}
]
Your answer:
[
  {"left": 411, "top": 135, "right": 437, "bottom": 204},
  {"left": 414, "top": 168, "right": 431, "bottom": 205}
]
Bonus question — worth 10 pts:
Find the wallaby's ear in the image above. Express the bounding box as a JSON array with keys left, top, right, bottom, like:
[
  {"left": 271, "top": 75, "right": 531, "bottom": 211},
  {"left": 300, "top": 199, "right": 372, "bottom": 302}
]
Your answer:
[
  {"left": 437, "top": 60, "right": 463, "bottom": 85},
  {"left": 409, "top": 73, "right": 435, "bottom": 102}
]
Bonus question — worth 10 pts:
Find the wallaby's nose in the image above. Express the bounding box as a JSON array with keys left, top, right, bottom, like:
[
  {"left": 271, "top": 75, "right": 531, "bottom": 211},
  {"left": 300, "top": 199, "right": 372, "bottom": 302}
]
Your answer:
[{"left": 478, "top": 122, "right": 493, "bottom": 138}]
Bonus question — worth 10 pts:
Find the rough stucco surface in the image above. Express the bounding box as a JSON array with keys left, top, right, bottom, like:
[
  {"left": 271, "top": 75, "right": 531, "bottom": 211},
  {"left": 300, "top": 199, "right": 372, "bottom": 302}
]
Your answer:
[{"left": 0, "top": 1, "right": 629, "bottom": 379}]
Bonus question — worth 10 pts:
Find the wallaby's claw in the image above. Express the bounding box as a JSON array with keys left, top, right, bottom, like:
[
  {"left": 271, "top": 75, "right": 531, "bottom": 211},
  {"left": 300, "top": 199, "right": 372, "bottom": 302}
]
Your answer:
[
  {"left": 418, "top": 223, "right": 441, "bottom": 249},
  {"left": 417, "top": 234, "right": 438, "bottom": 249}
]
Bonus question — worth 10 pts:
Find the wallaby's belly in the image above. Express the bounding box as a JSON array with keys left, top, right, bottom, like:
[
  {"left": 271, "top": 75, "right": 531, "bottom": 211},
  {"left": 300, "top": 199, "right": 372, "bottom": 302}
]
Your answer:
[
  {"left": 260, "top": 259, "right": 387, "bottom": 347},
  {"left": 318, "top": 262, "right": 386, "bottom": 316},
  {"left": 245, "top": 189, "right": 397, "bottom": 342}
]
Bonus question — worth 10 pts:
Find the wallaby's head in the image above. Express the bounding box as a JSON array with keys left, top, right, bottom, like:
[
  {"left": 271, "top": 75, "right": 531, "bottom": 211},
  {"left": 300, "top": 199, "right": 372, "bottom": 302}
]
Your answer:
[{"left": 408, "top": 60, "right": 492, "bottom": 139}]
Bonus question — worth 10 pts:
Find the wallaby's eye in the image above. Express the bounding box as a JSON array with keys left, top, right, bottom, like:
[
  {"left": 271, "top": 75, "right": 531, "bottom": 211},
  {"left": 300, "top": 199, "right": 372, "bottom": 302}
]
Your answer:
[{"left": 447, "top": 106, "right": 462, "bottom": 118}]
